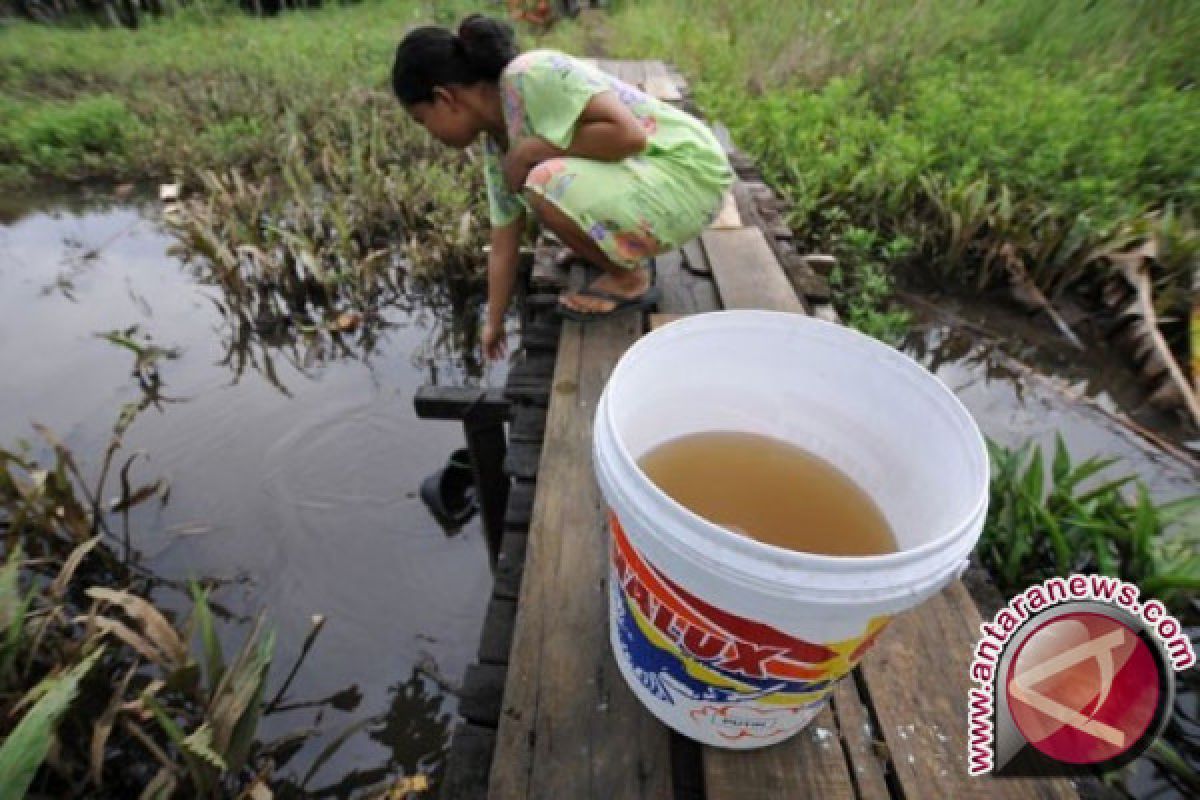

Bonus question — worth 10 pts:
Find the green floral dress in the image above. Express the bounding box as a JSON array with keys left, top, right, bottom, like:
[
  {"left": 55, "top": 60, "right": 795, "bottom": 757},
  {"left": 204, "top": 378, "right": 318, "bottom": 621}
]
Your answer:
[{"left": 483, "top": 50, "right": 733, "bottom": 269}]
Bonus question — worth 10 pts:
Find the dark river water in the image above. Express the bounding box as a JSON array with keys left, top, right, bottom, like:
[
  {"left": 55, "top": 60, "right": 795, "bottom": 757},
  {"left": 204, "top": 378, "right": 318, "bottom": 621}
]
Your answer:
[
  {"left": 0, "top": 187, "right": 512, "bottom": 793},
  {"left": 2, "top": 188, "right": 1195, "bottom": 796}
]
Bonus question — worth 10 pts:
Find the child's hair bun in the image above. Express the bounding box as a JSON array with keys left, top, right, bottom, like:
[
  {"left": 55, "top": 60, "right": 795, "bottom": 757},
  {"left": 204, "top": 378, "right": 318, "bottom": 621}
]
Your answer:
[{"left": 457, "top": 14, "right": 518, "bottom": 82}]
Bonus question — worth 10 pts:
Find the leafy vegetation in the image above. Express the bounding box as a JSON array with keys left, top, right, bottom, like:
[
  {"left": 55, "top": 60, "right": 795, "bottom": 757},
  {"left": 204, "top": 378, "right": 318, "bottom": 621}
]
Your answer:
[
  {"left": 983, "top": 435, "right": 1198, "bottom": 615},
  {"left": 574, "top": 0, "right": 1199, "bottom": 342}
]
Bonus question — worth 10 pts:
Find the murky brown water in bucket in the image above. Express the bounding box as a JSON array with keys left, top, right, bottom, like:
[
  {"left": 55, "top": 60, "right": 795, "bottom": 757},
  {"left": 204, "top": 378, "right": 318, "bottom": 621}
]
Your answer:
[{"left": 638, "top": 431, "right": 898, "bottom": 556}]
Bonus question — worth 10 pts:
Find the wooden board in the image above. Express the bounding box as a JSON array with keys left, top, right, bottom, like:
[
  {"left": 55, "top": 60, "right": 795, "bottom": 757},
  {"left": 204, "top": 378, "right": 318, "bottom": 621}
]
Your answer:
[
  {"left": 680, "top": 239, "right": 712, "bottom": 276},
  {"left": 655, "top": 249, "right": 720, "bottom": 316},
  {"left": 439, "top": 723, "right": 496, "bottom": 800},
  {"left": 830, "top": 674, "right": 891, "bottom": 800},
  {"left": 696, "top": 222, "right": 857, "bottom": 799},
  {"left": 595, "top": 59, "right": 623, "bottom": 80},
  {"left": 704, "top": 705, "right": 856, "bottom": 800},
  {"left": 618, "top": 59, "right": 648, "bottom": 89},
  {"left": 701, "top": 228, "right": 805, "bottom": 313},
  {"left": 489, "top": 310, "right": 673, "bottom": 799},
  {"left": 708, "top": 190, "right": 743, "bottom": 230},
  {"left": 643, "top": 60, "right": 683, "bottom": 103},
  {"left": 649, "top": 313, "right": 686, "bottom": 330},
  {"left": 530, "top": 245, "right": 568, "bottom": 290},
  {"left": 858, "top": 581, "right": 1078, "bottom": 799}
]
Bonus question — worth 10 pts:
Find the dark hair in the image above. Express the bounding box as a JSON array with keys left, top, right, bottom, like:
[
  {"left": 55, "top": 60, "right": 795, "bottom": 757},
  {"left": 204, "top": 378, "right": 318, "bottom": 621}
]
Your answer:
[{"left": 392, "top": 14, "right": 518, "bottom": 105}]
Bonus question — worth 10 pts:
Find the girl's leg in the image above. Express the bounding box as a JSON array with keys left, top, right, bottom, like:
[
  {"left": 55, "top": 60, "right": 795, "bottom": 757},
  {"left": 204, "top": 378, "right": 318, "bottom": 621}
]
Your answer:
[{"left": 524, "top": 190, "right": 650, "bottom": 315}]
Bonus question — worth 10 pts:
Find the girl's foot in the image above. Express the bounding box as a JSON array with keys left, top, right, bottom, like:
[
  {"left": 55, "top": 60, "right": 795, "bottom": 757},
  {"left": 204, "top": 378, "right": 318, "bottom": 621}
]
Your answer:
[{"left": 558, "top": 265, "right": 651, "bottom": 315}]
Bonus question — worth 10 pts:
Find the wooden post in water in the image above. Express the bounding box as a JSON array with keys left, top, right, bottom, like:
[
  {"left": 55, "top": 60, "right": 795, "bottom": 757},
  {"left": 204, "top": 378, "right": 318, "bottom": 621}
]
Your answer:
[{"left": 414, "top": 387, "right": 511, "bottom": 564}]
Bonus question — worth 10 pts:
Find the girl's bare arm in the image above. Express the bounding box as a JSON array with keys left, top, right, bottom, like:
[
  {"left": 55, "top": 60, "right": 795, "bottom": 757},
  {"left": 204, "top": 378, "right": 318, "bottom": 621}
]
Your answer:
[
  {"left": 504, "top": 92, "right": 647, "bottom": 188},
  {"left": 485, "top": 212, "right": 525, "bottom": 331}
]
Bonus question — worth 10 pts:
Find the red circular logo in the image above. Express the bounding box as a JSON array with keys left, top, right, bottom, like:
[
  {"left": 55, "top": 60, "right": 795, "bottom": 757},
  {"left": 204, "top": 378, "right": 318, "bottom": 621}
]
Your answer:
[{"left": 1006, "top": 612, "right": 1162, "bottom": 765}]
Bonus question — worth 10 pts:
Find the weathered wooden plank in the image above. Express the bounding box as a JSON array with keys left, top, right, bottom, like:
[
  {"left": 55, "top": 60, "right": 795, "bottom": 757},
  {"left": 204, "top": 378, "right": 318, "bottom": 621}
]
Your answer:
[
  {"left": 780, "top": 253, "right": 833, "bottom": 301},
  {"left": 413, "top": 387, "right": 509, "bottom": 423},
  {"left": 478, "top": 596, "right": 517, "bottom": 666},
  {"left": 831, "top": 673, "right": 892, "bottom": 800},
  {"left": 619, "top": 59, "right": 648, "bottom": 89},
  {"left": 595, "top": 59, "right": 623, "bottom": 79},
  {"left": 520, "top": 320, "right": 562, "bottom": 354},
  {"left": 494, "top": 531, "right": 528, "bottom": 601},
  {"left": 859, "top": 581, "right": 1078, "bottom": 799},
  {"left": 701, "top": 227, "right": 805, "bottom": 313},
  {"left": 708, "top": 189, "right": 743, "bottom": 229},
  {"left": 439, "top": 723, "right": 495, "bottom": 800},
  {"left": 696, "top": 213, "right": 861, "bottom": 799},
  {"left": 649, "top": 313, "right": 686, "bottom": 330},
  {"left": 460, "top": 663, "right": 508, "bottom": 728},
  {"left": 509, "top": 406, "right": 547, "bottom": 445},
  {"left": 656, "top": 247, "right": 720, "bottom": 316},
  {"left": 490, "top": 310, "right": 672, "bottom": 799},
  {"left": 531, "top": 245, "right": 568, "bottom": 290},
  {"left": 704, "top": 705, "right": 857, "bottom": 800},
  {"left": 503, "top": 382, "right": 550, "bottom": 406},
  {"left": 502, "top": 440, "right": 540, "bottom": 481},
  {"left": 680, "top": 238, "right": 711, "bottom": 276},
  {"left": 643, "top": 60, "right": 683, "bottom": 102}
]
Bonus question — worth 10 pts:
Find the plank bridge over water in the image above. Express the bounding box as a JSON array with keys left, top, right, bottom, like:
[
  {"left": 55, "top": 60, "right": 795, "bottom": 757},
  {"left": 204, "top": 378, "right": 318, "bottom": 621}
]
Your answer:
[{"left": 418, "top": 59, "right": 1079, "bottom": 800}]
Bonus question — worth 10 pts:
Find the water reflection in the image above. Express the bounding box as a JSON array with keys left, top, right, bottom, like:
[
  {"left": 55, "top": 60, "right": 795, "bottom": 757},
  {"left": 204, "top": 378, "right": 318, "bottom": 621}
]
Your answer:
[
  {"left": 270, "top": 668, "right": 452, "bottom": 799},
  {"left": 193, "top": 253, "right": 489, "bottom": 396},
  {"left": 1, "top": 190, "right": 497, "bottom": 796}
]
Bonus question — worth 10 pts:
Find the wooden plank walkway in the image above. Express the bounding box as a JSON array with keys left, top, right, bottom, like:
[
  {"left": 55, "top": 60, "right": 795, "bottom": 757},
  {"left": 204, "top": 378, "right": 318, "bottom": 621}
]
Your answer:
[{"left": 440, "top": 59, "right": 1081, "bottom": 800}]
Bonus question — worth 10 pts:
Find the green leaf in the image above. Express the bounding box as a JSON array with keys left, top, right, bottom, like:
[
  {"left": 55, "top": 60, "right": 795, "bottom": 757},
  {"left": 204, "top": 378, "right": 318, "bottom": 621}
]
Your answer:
[
  {"left": 0, "top": 646, "right": 105, "bottom": 800},
  {"left": 182, "top": 724, "right": 229, "bottom": 772},
  {"left": 142, "top": 693, "right": 214, "bottom": 795},
  {"left": 1021, "top": 446, "right": 1044, "bottom": 504},
  {"left": 209, "top": 615, "right": 274, "bottom": 775},
  {"left": 225, "top": 627, "right": 274, "bottom": 775},
  {"left": 0, "top": 547, "right": 29, "bottom": 680},
  {"left": 1031, "top": 503, "right": 1071, "bottom": 575},
  {"left": 1051, "top": 433, "right": 1069, "bottom": 484},
  {"left": 189, "top": 582, "right": 225, "bottom": 694}
]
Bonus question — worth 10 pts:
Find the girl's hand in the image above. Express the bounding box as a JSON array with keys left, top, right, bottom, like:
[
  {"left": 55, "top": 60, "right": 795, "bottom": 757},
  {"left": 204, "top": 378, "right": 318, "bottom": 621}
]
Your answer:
[{"left": 482, "top": 319, "right": 508, "bottom": 361}]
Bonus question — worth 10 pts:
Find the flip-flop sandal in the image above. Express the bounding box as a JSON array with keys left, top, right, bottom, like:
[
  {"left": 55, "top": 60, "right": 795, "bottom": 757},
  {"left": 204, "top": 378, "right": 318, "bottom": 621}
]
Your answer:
[{"left": 556, "top": 284, "right": 662, "bottom": 322}]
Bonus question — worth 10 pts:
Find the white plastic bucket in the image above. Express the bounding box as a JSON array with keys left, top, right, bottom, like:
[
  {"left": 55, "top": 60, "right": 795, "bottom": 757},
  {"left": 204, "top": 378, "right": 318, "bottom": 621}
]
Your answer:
[{"left": 593, "top": 310, "right": 989, "bottom": 748}]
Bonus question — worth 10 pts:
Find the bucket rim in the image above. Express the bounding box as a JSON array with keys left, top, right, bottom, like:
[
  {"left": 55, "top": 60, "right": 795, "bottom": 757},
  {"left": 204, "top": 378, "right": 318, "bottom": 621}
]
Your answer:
[{"left": 598, "top": 309, "right": 990, "bottom": 571}]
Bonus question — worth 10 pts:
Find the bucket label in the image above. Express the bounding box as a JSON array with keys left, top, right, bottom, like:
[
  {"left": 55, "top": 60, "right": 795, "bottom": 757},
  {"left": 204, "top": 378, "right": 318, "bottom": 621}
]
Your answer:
[{"left": 610, "top": 511, "right": 890, "bottom": 734}]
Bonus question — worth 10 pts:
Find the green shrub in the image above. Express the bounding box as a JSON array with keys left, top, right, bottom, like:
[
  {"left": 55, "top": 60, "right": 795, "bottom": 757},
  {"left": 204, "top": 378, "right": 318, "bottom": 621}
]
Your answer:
[
  {"left": 983, "top": 436, "right": 1199, "bottom": 614},
  {"left": 0, "top": 93, "right": 141, "bottom": 177}
]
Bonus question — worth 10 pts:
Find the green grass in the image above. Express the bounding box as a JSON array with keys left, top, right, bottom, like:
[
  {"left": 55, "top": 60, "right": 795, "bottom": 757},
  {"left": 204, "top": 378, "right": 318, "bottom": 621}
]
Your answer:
[
  {"left": 556, "top": 0, "right": 1200, "bottom": 337},
  {"left": 0, "top": 0, "right": 487, "bottom": 183}
]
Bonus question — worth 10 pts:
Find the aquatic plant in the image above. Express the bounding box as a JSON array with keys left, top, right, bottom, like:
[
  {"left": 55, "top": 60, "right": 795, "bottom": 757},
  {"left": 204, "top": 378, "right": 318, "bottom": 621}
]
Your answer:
[
  {"left": 0, "top": 401, "right": 357, "bottom": 797},
  {"left": 982, "top": 434, "right": 1199, "bottom": 615}
]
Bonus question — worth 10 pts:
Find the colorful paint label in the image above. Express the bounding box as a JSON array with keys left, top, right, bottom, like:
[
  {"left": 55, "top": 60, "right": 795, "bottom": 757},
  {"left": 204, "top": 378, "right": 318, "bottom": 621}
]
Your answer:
[{"left": 609, "top": 511, "right": 890, "bottom": 740}]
